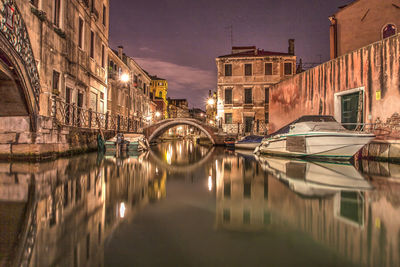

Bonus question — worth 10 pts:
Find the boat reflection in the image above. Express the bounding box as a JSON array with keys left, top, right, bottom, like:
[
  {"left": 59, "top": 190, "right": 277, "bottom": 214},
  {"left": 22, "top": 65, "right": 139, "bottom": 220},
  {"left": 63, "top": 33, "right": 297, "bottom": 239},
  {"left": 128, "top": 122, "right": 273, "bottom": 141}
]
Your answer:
[
  {"left": 256, "top": 156, "right": 372, "bottom": 197},
  {"left": 215, "top": 153, "right": 400, "bottom": 266}
]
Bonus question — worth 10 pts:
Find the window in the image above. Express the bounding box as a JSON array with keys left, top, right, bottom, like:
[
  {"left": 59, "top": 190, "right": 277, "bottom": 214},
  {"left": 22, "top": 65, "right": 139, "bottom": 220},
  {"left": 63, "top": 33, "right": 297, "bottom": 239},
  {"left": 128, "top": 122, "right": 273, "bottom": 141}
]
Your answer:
[
  {"left": 52, "top": 70, "right": 60, "bottom": 93},
  {"left": 159, "top": 91, "right": 163, "bottom": 98},
  {"left": 265, "top": 63, "right": 273, "bottom": 75},
  {"left": 265, "top": 88, "right": 269, "bottom": 104},
  {"left": 53, "top": 0, "right": 61, "bottom": 27},
  {"left": 244, "top": 88, "right": 252, "bottom": 104},
  {"left": 244, "top": 64, "right": 252, "bottom": 76},
  {"left": 265, "top": 112, "right": 269, "bottom": 123},
  {"left": 78, "top": 17, "right": 84, "bottom": 49},
  {"left": 223, "top": 209, "right": 230, "bottom": 222},
  {"left": 225, "top": 64, "right": 232, "bottom": 76},
  {"left": 86, "top": 234, "right": 90, "bottom": 259},
  {"left": 383, "top": 24, "right": 396, "bottom": 39},
  {"left": 90, "top": 30, "right": 94, "bottom": 58},
  {"left": 284, "top": 62, "right": 292, "bottom": 75},
  {"left": 225, "top": 113, "right": 232, "bottom": 124},
  {"left": 225, "top": 88, "right": 232, "bottom": 104},
  {"left": 101, "top": 44, "right": 105, "bottom": 68},
  {"left": 102, "top": 4, "right": 106, "bottom": 26}
]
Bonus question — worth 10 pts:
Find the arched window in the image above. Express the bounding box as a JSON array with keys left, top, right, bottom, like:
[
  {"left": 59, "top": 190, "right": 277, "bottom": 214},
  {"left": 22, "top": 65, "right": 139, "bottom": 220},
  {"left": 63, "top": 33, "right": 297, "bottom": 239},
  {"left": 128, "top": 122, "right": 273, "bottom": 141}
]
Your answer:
[{"left": 382, "top": 24, "right": 396, "bottom": 39}]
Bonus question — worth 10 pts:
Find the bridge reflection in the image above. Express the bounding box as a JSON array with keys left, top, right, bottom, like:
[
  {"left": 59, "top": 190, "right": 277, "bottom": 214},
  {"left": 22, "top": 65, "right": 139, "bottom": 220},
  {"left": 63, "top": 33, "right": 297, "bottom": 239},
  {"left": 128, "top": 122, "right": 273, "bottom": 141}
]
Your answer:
[{"left": 1, "top": 145, "right": 400, "bottom": 267}]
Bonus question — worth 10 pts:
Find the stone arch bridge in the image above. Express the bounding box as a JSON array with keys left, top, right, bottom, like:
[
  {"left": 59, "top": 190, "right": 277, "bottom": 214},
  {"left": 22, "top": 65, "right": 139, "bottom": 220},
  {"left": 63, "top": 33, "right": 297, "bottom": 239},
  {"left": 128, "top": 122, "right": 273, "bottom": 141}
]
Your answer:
[{"left": 142, "top": 118, "right": 225, "bottom": 145}]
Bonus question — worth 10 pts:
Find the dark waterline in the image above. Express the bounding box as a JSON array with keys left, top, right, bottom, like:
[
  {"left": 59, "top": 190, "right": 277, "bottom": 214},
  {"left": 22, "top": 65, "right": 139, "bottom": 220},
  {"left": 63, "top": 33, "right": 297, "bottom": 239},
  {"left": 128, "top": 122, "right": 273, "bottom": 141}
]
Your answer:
[{"left": 0, "top": 140, "right": 399, "bottom": 266}]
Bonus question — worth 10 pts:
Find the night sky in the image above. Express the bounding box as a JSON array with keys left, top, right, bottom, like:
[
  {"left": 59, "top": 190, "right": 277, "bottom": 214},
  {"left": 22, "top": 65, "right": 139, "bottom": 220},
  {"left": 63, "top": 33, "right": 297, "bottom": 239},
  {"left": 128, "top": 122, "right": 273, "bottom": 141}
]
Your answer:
[{"left": 109, "top": 0, "right": 352, "bottom": 109}]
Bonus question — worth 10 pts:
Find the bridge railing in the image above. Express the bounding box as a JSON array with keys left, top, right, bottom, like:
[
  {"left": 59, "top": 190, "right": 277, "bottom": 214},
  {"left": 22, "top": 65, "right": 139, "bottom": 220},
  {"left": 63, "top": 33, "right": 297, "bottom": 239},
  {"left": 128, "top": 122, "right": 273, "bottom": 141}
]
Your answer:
[{"left": 53, "top": 97, "right": 142, "bottom": 132}]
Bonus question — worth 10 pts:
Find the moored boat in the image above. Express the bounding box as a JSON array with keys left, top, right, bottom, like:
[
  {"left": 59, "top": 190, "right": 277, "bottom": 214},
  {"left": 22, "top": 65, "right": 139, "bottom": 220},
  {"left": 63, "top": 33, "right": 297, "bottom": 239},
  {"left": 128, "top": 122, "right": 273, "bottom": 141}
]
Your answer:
[
  {"left": 255, "top": 115, "right": 375, "bottom": 160},
  {"left": 105, "top": 133, "right": 148, "bottom": 154},
  {"left": 235, "top": 135, "right": 263, "bottom": 150}
]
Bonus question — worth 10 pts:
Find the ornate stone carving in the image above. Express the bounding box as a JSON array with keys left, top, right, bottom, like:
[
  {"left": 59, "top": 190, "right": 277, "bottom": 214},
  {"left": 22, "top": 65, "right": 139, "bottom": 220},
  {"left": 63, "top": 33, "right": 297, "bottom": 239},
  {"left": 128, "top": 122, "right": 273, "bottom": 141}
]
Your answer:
[{"left": 0, "top": 0, "right": 41, "bottom": 107}]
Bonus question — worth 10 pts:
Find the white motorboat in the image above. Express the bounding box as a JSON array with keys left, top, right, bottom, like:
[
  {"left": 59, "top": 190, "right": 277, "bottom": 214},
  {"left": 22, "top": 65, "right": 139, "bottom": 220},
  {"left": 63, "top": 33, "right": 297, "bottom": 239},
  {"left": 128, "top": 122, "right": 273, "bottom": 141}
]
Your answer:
[
  {"left": 235, "top": 135, "right": 263, "bottom": 150},
  {"left": 256, "top": 156, "right": 372, "bottom": 197},
  {"left": 255, "top": 115, "right": 375, "bottom": 160}
]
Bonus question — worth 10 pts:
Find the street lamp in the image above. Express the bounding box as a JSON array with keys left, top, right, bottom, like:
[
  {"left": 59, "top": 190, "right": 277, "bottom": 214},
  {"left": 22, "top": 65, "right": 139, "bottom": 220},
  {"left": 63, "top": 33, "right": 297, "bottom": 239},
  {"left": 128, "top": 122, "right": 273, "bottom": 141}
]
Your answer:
[
  {"left": 207, "top": 98, "right": 215, "bottom": 106},
  {"left": 155, "top": 111, "right": 161, "bottom": 118},
  {"left": 120, "top": 73, "right": 130, "bottom": 83}
]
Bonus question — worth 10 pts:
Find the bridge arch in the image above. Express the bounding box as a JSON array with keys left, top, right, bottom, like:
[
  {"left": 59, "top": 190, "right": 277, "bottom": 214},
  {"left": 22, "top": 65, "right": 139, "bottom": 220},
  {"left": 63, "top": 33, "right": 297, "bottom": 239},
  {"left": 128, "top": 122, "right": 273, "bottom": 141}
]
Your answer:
[
  {"left": 144, "top": 119, "right": 217, "bottom": 144},
  {"left": 148, "top": 146, "right": 215, "bottom": 173},
  {"left": 0, "top": 0, "right": 41, "bottom": 130}
]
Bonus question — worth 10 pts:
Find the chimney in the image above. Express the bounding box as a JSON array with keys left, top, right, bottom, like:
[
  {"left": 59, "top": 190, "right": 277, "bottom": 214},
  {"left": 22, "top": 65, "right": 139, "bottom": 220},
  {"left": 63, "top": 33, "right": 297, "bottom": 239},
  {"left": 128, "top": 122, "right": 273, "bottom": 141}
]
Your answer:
[
  {"left": 288, "top": 39, "right": 295, "bottom": 55},
  {"left": 118, "top": 45, "right": 124, "bottom": 59}
]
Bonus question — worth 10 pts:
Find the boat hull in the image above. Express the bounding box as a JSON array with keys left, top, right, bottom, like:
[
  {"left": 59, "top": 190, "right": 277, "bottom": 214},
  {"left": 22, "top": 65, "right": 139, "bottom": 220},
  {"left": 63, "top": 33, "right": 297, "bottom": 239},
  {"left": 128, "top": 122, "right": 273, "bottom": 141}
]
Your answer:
[
  {"left": 235, "top": 142, "right": 261, "bottom": 150},
  {"left": 258, "top": 133, "right": 374, "bottom": 160}
]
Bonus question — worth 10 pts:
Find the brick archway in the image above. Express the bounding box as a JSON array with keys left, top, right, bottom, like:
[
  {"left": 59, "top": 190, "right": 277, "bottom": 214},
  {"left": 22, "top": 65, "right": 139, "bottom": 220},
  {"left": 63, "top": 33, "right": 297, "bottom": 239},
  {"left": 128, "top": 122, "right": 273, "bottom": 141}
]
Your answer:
[{"left": 143, "top": 118, "right": 219, "bottom": 144}]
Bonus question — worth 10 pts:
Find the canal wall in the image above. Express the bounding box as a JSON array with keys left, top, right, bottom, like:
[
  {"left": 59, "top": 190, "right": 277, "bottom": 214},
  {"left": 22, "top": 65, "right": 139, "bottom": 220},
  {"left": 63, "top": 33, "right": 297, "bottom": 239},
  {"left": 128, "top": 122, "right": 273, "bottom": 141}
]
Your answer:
[
  {"left": 269, "top": 33, "right": 400, "bottom": 162},
  {"left": 0, "top": 116, "right": 115, "bottom": 161}
]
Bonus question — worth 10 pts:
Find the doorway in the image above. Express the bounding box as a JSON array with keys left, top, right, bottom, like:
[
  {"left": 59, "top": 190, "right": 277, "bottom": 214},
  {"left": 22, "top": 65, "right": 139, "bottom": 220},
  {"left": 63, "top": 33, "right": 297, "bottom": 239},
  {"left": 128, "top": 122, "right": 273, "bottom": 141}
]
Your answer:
[
  {"left": 244, "top": 117, "right": 253, "bottom": 133},
  {"left": 341, "top": 92, "right": 362, "bottom": 130}
]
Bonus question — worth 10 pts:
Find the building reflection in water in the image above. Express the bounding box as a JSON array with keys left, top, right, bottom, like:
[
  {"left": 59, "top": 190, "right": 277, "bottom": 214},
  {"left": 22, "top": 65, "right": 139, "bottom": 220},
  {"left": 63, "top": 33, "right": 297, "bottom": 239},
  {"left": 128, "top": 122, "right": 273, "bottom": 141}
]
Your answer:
[
  {"left": 1, "top": 141, "right": 400, "bottom": 267},
  {"left": 0, "top": 151, "right": 166, "bottom": 266},
  {"left": 215, "top": 151, "right": 400, "bottom": 267}
]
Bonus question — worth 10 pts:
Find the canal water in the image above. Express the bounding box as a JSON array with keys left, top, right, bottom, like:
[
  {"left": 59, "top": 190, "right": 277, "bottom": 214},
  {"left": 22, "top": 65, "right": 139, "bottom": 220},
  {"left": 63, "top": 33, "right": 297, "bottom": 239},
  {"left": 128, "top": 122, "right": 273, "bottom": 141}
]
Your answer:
[{"left": 1, "top": 140, "right": 400, "bottom": 266}]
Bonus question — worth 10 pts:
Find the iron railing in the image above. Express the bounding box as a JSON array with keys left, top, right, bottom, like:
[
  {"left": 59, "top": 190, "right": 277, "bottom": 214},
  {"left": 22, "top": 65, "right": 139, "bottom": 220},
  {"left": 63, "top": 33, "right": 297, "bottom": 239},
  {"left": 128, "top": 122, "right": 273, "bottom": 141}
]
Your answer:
[{"left": 53, "top": 97, "right": 142, "bottom": 132}]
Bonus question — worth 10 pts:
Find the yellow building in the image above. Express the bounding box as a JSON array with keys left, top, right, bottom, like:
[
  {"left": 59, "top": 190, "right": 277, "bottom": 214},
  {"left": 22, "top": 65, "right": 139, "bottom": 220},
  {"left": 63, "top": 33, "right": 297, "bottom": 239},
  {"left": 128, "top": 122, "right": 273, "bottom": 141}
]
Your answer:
[{"left": 150, "top": 76, "right": 168, "bottom": 119}]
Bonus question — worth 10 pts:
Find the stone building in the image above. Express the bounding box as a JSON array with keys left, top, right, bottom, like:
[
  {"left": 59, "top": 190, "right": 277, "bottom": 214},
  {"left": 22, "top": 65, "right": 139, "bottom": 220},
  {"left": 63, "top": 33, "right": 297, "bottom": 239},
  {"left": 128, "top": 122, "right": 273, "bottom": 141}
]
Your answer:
[
  {"left": 329, "top": 0, "right": 400, "bottom": 59},
  {"left": 125, "top": 55, "right": 153, "bottom": 127},
  {"left": 216, "top": 44, "right": 296, "bottom": 135},
  {"left": 150, "top": 76, "right": 168, "bottom": 119},
  {"left": 0, "top": 0, "right": 109, "bottom": 157},
  {"left": 26, "top": 0, "right": 109, "bottom": 116},
  {"left": 108, "top": 46, "right": 153, "bottom": 130},
  {"left": 167, "top": 98, "right": 189, "bottom": 119},
  {"left": 107, "top": 47, "right": 131, "bottom": 117}
]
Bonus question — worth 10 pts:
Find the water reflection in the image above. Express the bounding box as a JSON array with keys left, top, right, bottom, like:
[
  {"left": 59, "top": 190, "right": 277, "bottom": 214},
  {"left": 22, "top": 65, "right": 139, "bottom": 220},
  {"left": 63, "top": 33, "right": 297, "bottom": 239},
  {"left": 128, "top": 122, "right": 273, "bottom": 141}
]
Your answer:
[{"left": 0, "top": 140, "right": 399, "bottom": 266}]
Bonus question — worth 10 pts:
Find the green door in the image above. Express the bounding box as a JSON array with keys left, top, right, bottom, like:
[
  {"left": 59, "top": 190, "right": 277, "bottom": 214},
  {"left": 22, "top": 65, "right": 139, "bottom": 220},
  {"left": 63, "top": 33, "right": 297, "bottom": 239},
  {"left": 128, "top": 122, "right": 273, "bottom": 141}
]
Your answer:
[{"left": 341, "top": 92, "right": 361, "bottom": 130}]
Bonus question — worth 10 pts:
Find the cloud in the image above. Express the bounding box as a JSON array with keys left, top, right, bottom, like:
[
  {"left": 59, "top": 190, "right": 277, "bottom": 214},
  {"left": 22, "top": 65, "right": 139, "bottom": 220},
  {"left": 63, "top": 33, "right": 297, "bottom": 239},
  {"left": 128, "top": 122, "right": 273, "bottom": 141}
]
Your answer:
[
  {"left": 139, "top": 47, "right": 156, "bottom": 53},
  {"left": 135, "top": 58, "right": 216, "bottom": 108}
]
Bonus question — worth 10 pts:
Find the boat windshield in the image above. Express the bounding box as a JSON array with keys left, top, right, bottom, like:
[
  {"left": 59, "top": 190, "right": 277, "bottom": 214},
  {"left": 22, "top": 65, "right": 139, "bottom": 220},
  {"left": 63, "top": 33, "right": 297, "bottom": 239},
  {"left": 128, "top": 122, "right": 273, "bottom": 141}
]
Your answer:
[{"left": 266, "top": 115, "right": 337, "bottom": 137}]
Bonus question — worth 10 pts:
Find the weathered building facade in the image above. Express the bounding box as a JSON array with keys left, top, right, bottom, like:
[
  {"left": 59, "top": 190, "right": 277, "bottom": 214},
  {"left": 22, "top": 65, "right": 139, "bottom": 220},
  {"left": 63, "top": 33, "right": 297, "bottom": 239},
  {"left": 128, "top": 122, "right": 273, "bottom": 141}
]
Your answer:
[
  {"left": 330, "top": 0, "right": 400, "bottom": 59},
  {"left": 216, "top": 44, "right": 296, "bottom": 135},
  {"left": 0, "top": 0, "right": 110, "bottom": 158},
  {"left": 270, "top": 33, "right": 400, "bottom": 161}
]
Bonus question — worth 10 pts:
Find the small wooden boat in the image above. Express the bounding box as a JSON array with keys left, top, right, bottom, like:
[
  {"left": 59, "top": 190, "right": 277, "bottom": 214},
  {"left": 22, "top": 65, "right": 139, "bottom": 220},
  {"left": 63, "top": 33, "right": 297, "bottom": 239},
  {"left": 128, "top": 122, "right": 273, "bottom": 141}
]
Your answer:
[{"left": 105, "top": 133, "right": 148, "bottom": 154}]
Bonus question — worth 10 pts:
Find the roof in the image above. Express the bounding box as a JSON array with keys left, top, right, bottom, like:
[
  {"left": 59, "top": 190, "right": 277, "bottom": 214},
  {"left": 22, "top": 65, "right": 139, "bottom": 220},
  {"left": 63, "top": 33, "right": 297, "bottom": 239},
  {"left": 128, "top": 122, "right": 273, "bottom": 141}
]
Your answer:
[
  {"left": 150, "top": 75, "right": 167, "bottom": 81},
  {"left": 218, "top": 49, "right": 292, "bottom": 58},
  {"left": 334, "top": 0, "right": 359, "bottom": 13}
]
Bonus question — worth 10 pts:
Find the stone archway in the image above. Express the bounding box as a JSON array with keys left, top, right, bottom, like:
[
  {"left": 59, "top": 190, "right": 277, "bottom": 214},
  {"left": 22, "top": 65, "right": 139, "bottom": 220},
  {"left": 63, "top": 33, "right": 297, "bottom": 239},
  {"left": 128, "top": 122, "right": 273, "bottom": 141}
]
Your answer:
[
  {"left": 0, "top": 0, "right": 42, "bottom": 131},
  {"left": 143, "top": 119, "right": 218, "bottom": 144}
]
